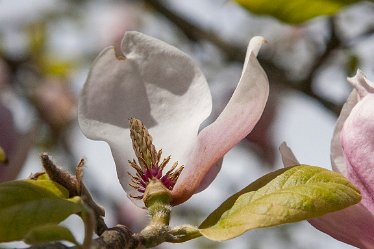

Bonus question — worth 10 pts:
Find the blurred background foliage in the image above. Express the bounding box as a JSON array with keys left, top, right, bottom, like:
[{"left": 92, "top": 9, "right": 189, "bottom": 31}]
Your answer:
[
  {"left": 236, "top": 0, "right": 363, "bottom": 24},
  {"left": 0, "top": 0, "right": 373, "bottom": 248}
]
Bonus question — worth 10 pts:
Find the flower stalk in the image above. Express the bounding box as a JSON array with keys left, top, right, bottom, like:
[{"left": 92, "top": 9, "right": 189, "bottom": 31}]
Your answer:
[
  {"left": 128, "top": 118, "right": 186, "bottom": 247},
  {"left": 167, "top": 225, "right": 202, "bottom": 243},
  {"left": 143, "top": 180, "right": 172, "bottom": 226},
  {"left": 138, "top": 180, "right": 172, "bottom": 247}
]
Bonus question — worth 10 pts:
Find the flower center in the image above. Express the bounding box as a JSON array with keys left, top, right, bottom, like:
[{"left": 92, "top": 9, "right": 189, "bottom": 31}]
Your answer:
[{"left": 127, "top": 118, "right": 183, "bottom": 199}]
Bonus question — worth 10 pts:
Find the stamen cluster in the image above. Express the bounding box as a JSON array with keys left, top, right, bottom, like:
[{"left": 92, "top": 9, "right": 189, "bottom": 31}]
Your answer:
[{"left": 128, "top": 118, "right": 183, "bottom": 199}]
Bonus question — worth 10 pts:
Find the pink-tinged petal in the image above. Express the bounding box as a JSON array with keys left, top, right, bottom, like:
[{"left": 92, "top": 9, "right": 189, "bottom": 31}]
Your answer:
[
  {"left": 195, "top": 159, "right": 223, "bottom": 193},
  {"left": 330, "top": 70, "right": 374, "bottom": 176},
  {"left": 78, "top": 31, "right": 212, "bottom": 199},
  {"left": 172, "top": 37, "right": 269, "bottom": 205},
  {"left": 309, "top": 204, "right": 374, "bottom": 249},
  {"left": 279, "top": 142, "right": 299, "bottom": 167},
  {"left": 341, "top": 71, "right": 374, "bottom": 213},
  {"left": 341, "top": 94, "right": 374, "bottom": 213},
  {"left": 330, "top": 90, "right": 358, "bottom": 176}
]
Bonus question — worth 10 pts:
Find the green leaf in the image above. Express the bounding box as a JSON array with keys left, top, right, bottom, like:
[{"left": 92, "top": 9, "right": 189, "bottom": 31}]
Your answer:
[
  {"left": 27, "top": 178, "right": 70, "bottom": 198},
  {"left": 0, "top": 179, "right": 84, "bottom": 242},
  {"left": 0, "top": 146, "right": 7, "bottom": 164},
  {"left": 199, "top": 165, "right": 361, "bottom": 241},
  {"left": 235, "top": 0, "right": 358, "bottom": 24},
  {"left": 24, "top": 224, "right": 79, "bottom": 246}
]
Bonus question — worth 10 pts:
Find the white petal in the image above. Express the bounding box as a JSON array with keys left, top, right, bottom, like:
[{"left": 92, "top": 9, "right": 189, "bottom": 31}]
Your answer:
[
  {"left": 242, "top": 36, "right": 267, "bottom": 73},
  {"left": 78, "top": 31, "right": 212, "bottom": 199}
]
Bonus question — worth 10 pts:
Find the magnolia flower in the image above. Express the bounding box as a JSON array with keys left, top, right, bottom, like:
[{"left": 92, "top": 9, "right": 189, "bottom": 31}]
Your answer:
[
  {"left": 280, "top": 70, "right": 374, "bottom": 248},
  {"left": 78, "top": 31, "right": 268, "bottom": 205}
]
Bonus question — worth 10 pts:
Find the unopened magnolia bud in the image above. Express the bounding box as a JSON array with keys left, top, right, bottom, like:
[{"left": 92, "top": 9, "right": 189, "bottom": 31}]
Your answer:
[{"left": 34, "top": 78, "right": 76, "bottom": 129}]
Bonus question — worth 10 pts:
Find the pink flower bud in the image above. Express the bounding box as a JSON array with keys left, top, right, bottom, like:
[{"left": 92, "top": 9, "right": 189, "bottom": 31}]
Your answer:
[{"left": 280, "top": 70, "right": 374, "bottom": 248}]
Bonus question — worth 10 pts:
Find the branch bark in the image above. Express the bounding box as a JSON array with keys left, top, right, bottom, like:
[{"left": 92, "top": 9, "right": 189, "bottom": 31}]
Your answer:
[{"left": 29, "top": 225, "right": 144, "bottom": 249}]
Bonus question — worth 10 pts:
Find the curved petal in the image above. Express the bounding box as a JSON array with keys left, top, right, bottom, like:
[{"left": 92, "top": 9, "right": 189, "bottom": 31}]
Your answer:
[
  {"left": 309, "top": 204, "right": 374, "bottom": 249},
  {"left": 330, "top": 90, "right": 358, "bottom": 176},
  {"left": 196, "top": 159, "right": 223, "bottom": 193},
  {"left": 172, "top": 37, "right": 269, "bottom": 205},
  {"left": 78, "top": 31, "right": 212, "bottom": 199}
]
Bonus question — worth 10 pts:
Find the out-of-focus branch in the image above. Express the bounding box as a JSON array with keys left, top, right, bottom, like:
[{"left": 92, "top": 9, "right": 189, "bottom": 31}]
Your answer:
[
  {"left": 143, "top": 0, "right": 370, "bottom": 115},
  {"left": 144, "top": 0, "right": 246, "bottom": 61},
  {"left": 1, "top": 54, "right": 78, "bottom": 167},
  {"left": 302, "top": 17, "right": 340, "bottom": 94}
]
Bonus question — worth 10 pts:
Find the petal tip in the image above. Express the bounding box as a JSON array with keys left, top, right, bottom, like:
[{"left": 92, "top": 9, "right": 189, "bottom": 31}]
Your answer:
[
  {"left": 279, "top": 142, "right": 299, "bottom": 167},
  {"left": 347, "top": 69, "right": 365, "bottom": 85},
  {"left": 121, "top": 30, "right": 143, "bottom": 43},
  {"left": 248, "top": 36, "right": 267, "bottom": 57},
  {"left": 347, "top": 69, "right": 374, "bottom": 98}
]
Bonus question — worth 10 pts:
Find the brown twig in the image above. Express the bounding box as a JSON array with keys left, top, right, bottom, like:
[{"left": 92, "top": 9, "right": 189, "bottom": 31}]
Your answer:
[
  {"left": 40, "top": 154, "right": 107, "bottom": 235},
  {"left": 144, "top": 0, "right": 245, "bottom": 61},
  {"left": 28, "top": 225, "right": 143, "bottom": 249}
]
